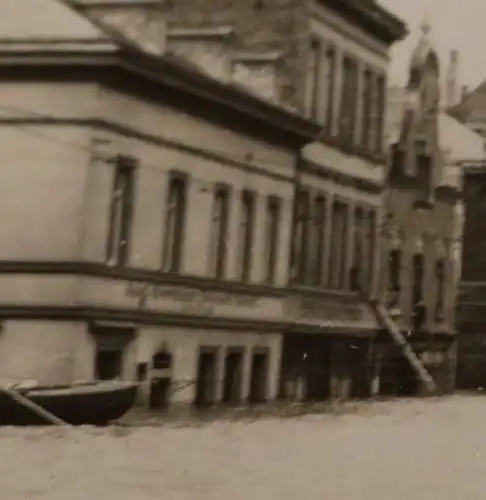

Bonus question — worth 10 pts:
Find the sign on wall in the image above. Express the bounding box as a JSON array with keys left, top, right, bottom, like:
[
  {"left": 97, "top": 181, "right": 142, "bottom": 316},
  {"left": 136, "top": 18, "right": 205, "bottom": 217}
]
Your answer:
[{"left": 125, "top": 281, "right": 259, "bottom": 315}]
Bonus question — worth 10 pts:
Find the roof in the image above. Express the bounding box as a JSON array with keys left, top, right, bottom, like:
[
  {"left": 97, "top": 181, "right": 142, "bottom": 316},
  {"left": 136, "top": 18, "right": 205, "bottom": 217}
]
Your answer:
[
  {"left": 0, "top": 0, "right": 322, "bottom": 147},
  {"left": 387, "top": 86, "right": 485, "bottom": 164},
  {"left": 439, "top": 113, "right": 485, "bottom": 164},
  {"left": 0, "top": 0, "right": 115, "bottom": 52},
  {"left": 386, "top": 86, "right": 485, "bottom": 189},
  {"left": 0, "top": 0, "right": 108, "bottom": 40},
  {"left": 449, "top": 81, "right": 486, "bottom": 123},
  {"left": 324, "top": 0, "right": 407, "bottom": 44}
]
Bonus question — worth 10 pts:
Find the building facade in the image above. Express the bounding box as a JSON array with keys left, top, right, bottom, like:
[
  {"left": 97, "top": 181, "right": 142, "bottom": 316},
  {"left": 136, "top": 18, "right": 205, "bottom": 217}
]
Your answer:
[
  {"left": 0, "top": 0, "right": 322, "bottom": 410},
  {"left": 456, "top": 164, "right": 486, "bottom": 389},
  {"left": 72, "top": 0, "right": 409, "bottom": 402},
  {"left": 382, "top": 25, "right": 463, "bottom": 394},
  {"left": 153, "top": 0, "right": 406, "bottom": 401}
]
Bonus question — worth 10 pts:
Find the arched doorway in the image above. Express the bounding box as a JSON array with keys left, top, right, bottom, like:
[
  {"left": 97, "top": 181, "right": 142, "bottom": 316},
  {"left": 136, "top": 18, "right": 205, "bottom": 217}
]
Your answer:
[{"left": 149, "top": 345, "right": 173, "bottom": 410}]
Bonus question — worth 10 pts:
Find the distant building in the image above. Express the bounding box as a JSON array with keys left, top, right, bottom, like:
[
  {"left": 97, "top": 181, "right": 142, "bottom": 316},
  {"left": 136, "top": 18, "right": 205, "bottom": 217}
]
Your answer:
[
  {"left": 411, "top": 36, "right": 486, "bottom": 390},
  {"left": 380, "top": 23, "right": 480, "bottom": 394},
  {"left": 455, "top": 162, "right": 486, "bottom": 389}
]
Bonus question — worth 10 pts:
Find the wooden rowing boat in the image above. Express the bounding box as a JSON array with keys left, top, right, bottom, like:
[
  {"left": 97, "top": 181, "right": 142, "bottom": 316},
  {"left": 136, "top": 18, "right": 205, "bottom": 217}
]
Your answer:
[{"left": 0, "top": 380, "right": 139, "bottom": 426}]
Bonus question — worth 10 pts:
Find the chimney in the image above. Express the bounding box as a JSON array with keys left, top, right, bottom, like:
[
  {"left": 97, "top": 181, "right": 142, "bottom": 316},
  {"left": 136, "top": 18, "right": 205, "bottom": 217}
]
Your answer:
[{"left": 445, "top": 49, "right": 459, "bottom": 108}]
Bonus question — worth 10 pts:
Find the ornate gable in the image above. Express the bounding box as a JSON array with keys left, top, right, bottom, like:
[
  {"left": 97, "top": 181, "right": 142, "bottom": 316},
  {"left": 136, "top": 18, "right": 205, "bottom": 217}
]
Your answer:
[{"left": 393, "top": 21, "right": 441, "bottom": 204}]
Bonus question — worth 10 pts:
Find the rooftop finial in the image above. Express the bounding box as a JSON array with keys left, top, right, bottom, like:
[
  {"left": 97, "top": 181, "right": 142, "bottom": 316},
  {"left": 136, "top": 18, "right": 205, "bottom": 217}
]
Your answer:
[{"left": 420, "top": 9, "right": 431, "bottom": 36}]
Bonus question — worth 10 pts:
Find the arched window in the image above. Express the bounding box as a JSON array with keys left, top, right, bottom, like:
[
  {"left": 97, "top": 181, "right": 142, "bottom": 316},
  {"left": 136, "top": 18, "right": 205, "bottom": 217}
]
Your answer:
[{"left": 152, "top": 346, "right": 173, "bottom": 370}]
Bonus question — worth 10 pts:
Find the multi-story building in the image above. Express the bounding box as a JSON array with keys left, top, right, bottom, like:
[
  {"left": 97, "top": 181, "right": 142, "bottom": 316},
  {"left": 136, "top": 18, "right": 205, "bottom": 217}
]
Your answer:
[
  {"left": 381, "top": 24, "right": 471, "bottom": 394},
  {"left": 75, "top": 0, "right": 408, "bottom": 401},
  {"left": 0, "top": 0, "right": 322, "bottom": 410},
  {"left": 455, "top": 164, "right": 486, "bottom": 389}
]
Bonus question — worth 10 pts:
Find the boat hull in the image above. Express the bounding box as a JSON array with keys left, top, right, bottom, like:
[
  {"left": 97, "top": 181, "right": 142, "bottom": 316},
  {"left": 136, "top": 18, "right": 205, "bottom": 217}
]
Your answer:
[{"left": 0, "top": 381, "right": 139, "bottom": 426}]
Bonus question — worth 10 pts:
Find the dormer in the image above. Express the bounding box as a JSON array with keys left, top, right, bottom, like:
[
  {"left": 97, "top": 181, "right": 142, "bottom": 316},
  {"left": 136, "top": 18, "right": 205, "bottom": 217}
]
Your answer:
[
  {"left": 166, "top": 26, "right": 235, "bottom": 82},
  {"left": 231, "top": 51, "right": 283, "bottom": 104}
]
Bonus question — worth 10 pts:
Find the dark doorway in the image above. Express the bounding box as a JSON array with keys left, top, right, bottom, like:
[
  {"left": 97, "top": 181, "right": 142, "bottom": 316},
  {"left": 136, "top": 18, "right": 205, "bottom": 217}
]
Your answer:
[
  {"left": 150, "top": 378, "right": 171, "bottom": 409},
  {"left": 194, "top": 348, "right": 218, "bottom": 408},
  {"left": 349, "top": 340, "right": 372, "bottom": 399},
  {"left": 91, "top": 325, "right": 134, "bottom": 381},
  {"left": 305, "top": 339, "right": 331, "bottom": 401},
  {"left": 95, "top": 350, "right": 123, "bottom": 380},
  {"left": 396, "top": 355, "right": 420, "bottom": 396},
  {"left": 248, "top": 350, "right": 268, "bottom": 404},
  {"left": 279, "top": 333, "right": 331, "bottom": 402},
  {"left": 149, "top": 348, "right": 173, "bottom": 410},
  {"left": 222, "top": 349, "right": 244, "bottom": 404}
]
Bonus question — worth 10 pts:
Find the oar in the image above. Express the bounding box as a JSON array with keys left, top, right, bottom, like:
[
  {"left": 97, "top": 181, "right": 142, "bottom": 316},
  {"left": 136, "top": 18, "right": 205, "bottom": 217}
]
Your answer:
[{"left": 0, "top": 385, "right": 71, "bottom": 427}]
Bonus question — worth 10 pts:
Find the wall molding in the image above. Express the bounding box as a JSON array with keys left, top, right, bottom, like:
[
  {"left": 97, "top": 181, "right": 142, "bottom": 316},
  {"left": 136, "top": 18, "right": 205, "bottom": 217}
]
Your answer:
[
  {"left": 0, "top": 304, "right": 378, "bottom": 337},
  {"left": 0, "top": 260, "right": 362, "bottom": 303}
]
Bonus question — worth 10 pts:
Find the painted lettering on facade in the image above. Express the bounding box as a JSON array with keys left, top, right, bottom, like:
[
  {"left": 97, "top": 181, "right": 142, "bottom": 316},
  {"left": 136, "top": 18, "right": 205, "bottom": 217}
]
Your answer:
[
  {"left": 298, "top": 297, "right": 363, "bottom": 323},
  {"left": 125, "top": 282, "right": 259, "bottom": 315}
]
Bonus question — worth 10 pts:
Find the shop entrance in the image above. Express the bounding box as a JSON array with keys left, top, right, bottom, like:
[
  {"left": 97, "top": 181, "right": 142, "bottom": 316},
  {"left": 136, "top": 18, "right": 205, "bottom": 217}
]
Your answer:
[
  {"left": 248, "top": 349, "right": 269, "bottom": 404},
  {"left": 194, "top": 347, "right": 218, "bottom": 408},
  {"left": 222, "top": 348, "right": 244, "bottom": 404},
  {"left": 279, "top": 333, "right": 331, "bottom": 402}
]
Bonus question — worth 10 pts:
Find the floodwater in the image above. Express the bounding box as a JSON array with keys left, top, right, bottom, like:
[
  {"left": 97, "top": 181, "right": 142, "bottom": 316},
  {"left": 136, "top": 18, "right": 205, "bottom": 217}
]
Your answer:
[{"left": 2, "top": 394, "right": 485, "bottom": 499}]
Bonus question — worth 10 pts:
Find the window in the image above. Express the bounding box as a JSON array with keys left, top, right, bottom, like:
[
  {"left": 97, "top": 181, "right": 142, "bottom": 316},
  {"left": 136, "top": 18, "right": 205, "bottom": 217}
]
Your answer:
[
  {"left": 208, "top": 184, "right": 230, "bottom": 279},
  {"left": 264, "top": 196, "right": 281, "bottom": 285},
  {"left": 350, "top": 206, "right": 364, "bottom": 291},
  {"left": 106, "top": 156, "right": 136, "bottom": 267},
  {"left": 338, "top": 56, "right": 358, "bottom": 143},
  {"left": 361, "top": 69, "right": 373, "bottom": 150},
  {"left": 387, "top": 249, "right": 401, "bottom": 309},
  {"left": 324, "top": 46, "right": 336, "bottom": 134},
  {"left": 412, "top": 253, "right": 426, "bottom": 329},
  {"left": 95, "top": 351, "right": 123, "bottom": 380},
  {"left": 312, "top": 195, "right": 326, "bottom": 285},
  {"left": 412, "top": 253, "right": 424, "bottom": 305},
  {"left": 162, "top": 173, "right": 187, "bottom": 272},
  {"left": 237, "top": 190, "right": 256, "bottom": 282},
  {"left": 368, "top": 74, "right": 378, "bottom": 153},
  {"left": 328, "top": 200, "right": 348, "bottom": 289},
  {"left": 305, "top": 38, "right": 322, "bottom": 120},
  {"left": 374, "top": 74, "right": 386, "bottom": 153},
  {"left": 291, "top": 188, "right": 311, "bottom": 283},
  {"left": 435, "top": 259, "right": 446, "bottom": 321},
  {"left": 365, "top": 210, "right": 376, "bottom": 293}
]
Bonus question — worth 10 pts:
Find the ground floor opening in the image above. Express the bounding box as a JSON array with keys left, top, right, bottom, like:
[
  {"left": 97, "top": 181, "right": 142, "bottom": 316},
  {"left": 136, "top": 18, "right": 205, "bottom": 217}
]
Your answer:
[
  {"left": 456, "top": 328, "right": 486, "bottom": 390},
  {"left": 222, "top": 348, "right": 244, "bottom": 404},
  {"left": 279, "top": 333, "right": 376, "bottom": 402},
  {"left": 376, "top": 335, "right": 457, "bottom": 396}
]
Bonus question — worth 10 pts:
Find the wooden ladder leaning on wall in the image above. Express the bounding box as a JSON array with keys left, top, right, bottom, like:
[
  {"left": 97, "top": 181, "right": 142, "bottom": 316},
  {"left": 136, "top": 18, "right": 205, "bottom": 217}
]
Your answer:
[{"left": 361, "top": 295, "right": 439, "bottom": 395}]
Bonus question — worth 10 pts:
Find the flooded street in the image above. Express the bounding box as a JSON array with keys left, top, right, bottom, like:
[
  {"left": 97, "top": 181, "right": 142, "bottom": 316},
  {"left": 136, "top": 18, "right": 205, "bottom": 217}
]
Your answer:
[{"left": 2, "top": 395, "right": 485, "bottom": 499}]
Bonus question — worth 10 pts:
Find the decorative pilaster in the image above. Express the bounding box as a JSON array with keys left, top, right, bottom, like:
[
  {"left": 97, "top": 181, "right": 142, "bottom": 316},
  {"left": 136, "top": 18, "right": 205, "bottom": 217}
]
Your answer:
[{"left": 331, "top": 47, "right": 344, "bottom": 137}]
